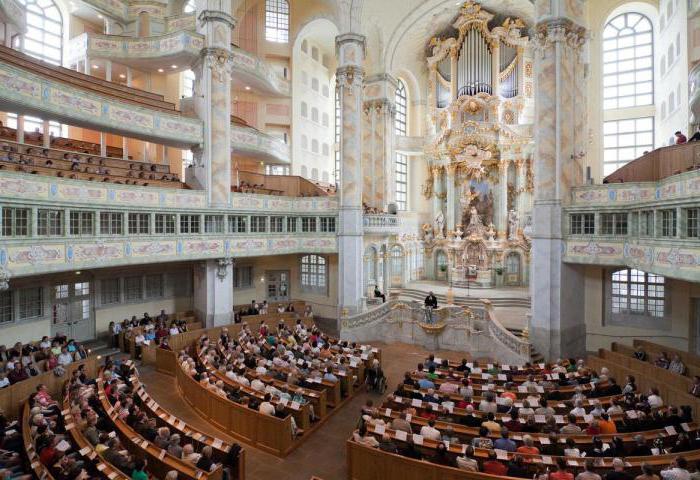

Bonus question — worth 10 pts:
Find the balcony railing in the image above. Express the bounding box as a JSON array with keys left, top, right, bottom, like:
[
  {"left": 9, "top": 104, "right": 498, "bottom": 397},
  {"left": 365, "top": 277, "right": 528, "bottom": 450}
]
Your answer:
[{"left": 363, "top": 214, "right": 401, "bottom": 233}]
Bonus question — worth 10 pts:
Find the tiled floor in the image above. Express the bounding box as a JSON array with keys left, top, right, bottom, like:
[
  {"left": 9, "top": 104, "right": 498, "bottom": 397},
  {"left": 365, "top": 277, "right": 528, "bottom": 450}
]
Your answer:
[{"left": 140, "top": 341, "right": 482, "bottom": 480}]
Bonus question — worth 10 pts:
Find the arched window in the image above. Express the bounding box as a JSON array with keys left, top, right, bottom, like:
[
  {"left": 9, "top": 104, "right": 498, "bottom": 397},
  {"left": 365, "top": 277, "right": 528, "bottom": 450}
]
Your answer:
[
  {"left": 395, "top": 79, "right": 407, "bottom": 135},
  {"left": 390, "top": 246, "right": 404, "bottom": 287},
  {"left": 182, "top": 69, "right": 195, "bottom": 97},
  {"left": 301, "top": 255, "right": 327, "bottom": 293},
  {"left": 603, "top": 13, "right": 653, "bottom": 109},
  {"left": 311, "top": 46, "right": 319, "bottom": 61},
  {"left": 311, "top": 107, "right": 319, "bottom": 123},
  {"left": 301, "top": 40, "right": 308, "bottom": 53},
  {"left": 18, "top": 0, "right": 63, "bottom": 65},
  {"left": 311, "top": 77, "right": 319, "bottom": 92},
  {"left": 311, "top": 167, "right": 318, "bottom": 180},
  {"left": 183, "top": 0, "right": 195, "bottom": 13},
  {"left": 322, "top": 143, "right": 329, "bottom": 156},
  {"left": 265, "top": 0, "right": 289, "bottom": 43},
  {"left": 300, "top": 102, "right": 308, "bottom": 118},
  {"left": 301, "top": 135, "right": 308, "bottom": 150},
  {"left": 611, "top": 268, "right": 665, "bottom": 317},
  {"left": 311, "top": 139, "right": 319, "bottom": 153}
]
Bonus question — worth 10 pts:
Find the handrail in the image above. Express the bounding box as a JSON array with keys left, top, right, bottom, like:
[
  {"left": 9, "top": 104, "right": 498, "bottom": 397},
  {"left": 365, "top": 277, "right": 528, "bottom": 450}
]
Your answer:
[
  {"left": 363, "top": 213, "right": 401, "bottom": 228},
  {"left": 341, "top": 300, "right": 394, "bottom": 329},
  {"left": 481, "top": 298, "right": 531, "bottom": 360}
]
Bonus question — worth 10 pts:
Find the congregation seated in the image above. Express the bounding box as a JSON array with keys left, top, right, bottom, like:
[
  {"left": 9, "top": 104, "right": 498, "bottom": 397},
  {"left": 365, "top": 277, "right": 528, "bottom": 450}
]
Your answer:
[
  {"left": 628, "top": 348, "right": 688, "bottom": 376},
  {"left": 117, "top": 310, "right": 193, "bottom": 357},
  {"left": 351, "top": 354, "right": 700, "bottom": 478},
  {"left": 0, "top": 334, "right": 89, "bottom": 389}
]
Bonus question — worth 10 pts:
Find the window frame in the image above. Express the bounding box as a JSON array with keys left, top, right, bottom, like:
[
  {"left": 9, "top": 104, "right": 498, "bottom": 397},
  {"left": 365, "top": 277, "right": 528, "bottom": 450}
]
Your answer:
[
  {"left": 265, "top": 0, "right": 289, "bottom": 44},
  {"left": 1, "top": 207, "right": 30, "bottom": 237},
  {"left": 300, "top": 254, "right": 327, "bottom": 294}
]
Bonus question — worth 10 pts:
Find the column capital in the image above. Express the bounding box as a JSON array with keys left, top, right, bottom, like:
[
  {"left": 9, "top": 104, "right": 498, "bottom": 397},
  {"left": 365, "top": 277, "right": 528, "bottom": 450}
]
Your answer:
[
  {"left": 197, "top": 9, "right": 236, "bottom": 30},
  {"left": 196, "top": 47, "right": 233, "bottom": 83},
  {"left": 534, "top": 18, "right": 587, "bottom": 52},
  {"left": 337, "top": 65, "right": 365, "bottom": 89}
]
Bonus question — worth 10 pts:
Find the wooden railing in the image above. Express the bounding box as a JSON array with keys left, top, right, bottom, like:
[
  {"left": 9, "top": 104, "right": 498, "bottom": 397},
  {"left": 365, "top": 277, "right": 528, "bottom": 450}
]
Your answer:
[
  {"left": 604, "top": 142, "right": 700, "bottom": 183},
  {"left": 236, "top": 170, "right": 331, "bottom": 197}
]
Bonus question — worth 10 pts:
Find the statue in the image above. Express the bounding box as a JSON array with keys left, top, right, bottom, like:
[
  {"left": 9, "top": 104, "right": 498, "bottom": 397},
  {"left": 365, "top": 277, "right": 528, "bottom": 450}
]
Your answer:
[
  {"left": 421, "top": 223, "right": 434, "bottom": 242},
  {"left": 454, "top": 225, "right": 464, "bottom": 240},
  {"left": 486, "top": 223, "right": 496, "bottom": 241},
  {"left": 508, "top": 209, "right": 519, "bottom": 240},
  {"left": 434, "top": 211, "right": 445, "bottom": 238}
]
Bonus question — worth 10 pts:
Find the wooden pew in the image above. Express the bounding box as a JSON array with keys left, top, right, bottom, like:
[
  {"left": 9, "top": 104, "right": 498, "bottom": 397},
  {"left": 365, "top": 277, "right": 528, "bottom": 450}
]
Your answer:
[
  {"left": 96, "top": 377, "right": 224, "bottom": 480},
  {"left": 0, "top": 356, "right": 97, "bottom": 418},
  {"left": 61, "top": 389, "right": 132, "bottom": 480},
  {"left": 175, "top": 357, "right": 296, "bottom": 457},
  {"left": 633, "top": 340, "right": 700, "bottom": 377},
  {"left": 129, "top": 364, "right": 246, "bottom": 480},
  {"left": 21, "top": 400, "right": 58, "bottom": 480}
]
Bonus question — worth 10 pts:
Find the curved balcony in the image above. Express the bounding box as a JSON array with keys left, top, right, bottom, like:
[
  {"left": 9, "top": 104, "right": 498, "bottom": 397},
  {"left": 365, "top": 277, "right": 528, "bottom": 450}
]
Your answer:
[
  {"left": 231, "top": 123, "right": 290, "bottom": 164},
  {"left": 165, "top": 13, "right": 196, "bottom": 33},
  {"left": 67, "top": 31, "right": 204, "bottom": 72},
  {"left": 230, "top": 45, "right": 290, "bottom": 97}
]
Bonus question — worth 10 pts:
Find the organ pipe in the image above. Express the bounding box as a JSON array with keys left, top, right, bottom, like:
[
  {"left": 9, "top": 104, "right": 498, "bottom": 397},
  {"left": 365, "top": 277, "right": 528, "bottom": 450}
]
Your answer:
[{"left": 457, "top": 27, "right": 492, "bottom": 97}]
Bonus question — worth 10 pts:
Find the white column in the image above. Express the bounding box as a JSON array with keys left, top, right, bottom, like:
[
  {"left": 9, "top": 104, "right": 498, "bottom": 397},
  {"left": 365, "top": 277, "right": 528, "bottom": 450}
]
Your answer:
[
  {"left": 445, "top": 164, "right": 457, "bottom": 233},
  {"left": 530, "top": 8, "right": 588, "bottom": 360},
  {"left": 16, "top": 115, "right": 24, "bottom": 143},
  {"left": 83, "top": 56, "right": 90, "bottom": 75},
  {"left": 193, "top": 259, "right": 233, "bottom": 327},
  {"left": 496, "top": 160, "right": 509, "bottom": 238},
  {"left": 336, "top": 33, "right": 366, "bottom": 316},
  {"left": 126, "top": 67, "right": 132, "bottom": 87},
  {"left": 105, "top": 60, "right": 112, "bottom": 82},
  {"left": 99, "top": 132, "right": 107, "bottom": 157},
  {"left": 42, "top": 120, "right": 50, "bottom": 148}
]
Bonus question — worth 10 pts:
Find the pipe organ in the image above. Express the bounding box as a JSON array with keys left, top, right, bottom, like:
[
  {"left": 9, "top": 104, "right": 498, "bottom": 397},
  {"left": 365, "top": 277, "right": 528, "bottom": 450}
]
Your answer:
[{"left": 427, "top": 1, "right": 528, "bottom": 110}]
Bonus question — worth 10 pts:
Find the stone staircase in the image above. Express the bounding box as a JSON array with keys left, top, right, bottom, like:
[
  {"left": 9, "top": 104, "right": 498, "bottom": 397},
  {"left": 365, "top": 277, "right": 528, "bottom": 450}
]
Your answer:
[{"left": 395, "top": 288, "right": 543, "bottom": 363}]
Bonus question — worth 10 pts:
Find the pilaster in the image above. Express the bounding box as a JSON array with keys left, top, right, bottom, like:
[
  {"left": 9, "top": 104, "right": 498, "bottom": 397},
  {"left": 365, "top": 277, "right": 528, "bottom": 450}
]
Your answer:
[
  {"left": 193, "top": 259, "right": 234, "bottom": 327},
  {"left": 530, "top": 2, "right": 589, "bottom": 360}
]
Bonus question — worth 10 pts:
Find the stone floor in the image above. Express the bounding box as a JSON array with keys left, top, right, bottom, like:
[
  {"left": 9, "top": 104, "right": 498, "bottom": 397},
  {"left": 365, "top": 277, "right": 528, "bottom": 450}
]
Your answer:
[{"left": 140, "top": 341, "right": 485, "bottom": 480}]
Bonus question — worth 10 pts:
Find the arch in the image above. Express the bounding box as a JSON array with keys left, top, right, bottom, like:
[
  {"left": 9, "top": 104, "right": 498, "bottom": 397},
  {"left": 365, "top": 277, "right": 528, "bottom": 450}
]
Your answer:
[
  {"left": 434, "top": 248, "right": 448, "bottom": 282},
  {"left": 389, "top": 245, "right": 405, "bottom": 288},
  {"left": 504, "top": 251, "right": 522, "bottom": 286},
  {"left": 301, "top": 39, "right": 309, "bottom": 53},
  {"left": 395, "top": 78, "right": 407, "bottom": 136}
]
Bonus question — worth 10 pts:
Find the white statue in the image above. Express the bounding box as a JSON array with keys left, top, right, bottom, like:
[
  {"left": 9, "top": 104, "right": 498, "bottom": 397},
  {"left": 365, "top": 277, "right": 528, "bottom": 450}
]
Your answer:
[
  {"left": 486, "top": 223, "right": 496, "bottom": 241},
  {"left": 508, "top": 209, "right": 519, "bottom": 240},
  {"left": 434, "top": 211, "right": 445, "bottom": 238}
]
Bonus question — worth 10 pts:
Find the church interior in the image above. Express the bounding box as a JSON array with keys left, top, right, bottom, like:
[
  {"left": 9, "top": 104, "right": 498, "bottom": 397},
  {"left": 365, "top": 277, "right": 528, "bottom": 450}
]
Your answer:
[{"left": 0, "top": 0, "right": 700, "bottom": 478}]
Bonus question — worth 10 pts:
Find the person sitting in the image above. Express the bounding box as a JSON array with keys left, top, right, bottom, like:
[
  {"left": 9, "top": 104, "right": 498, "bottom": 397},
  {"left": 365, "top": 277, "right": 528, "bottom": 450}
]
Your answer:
[
  {"left": 655, "top": 352, "right": 670, "bottom": 369},
  {"left": 456, "top": 445, "right": 479, "bottom": 471},
  {"left": 668, "top": 354, "right": 686, "bottom": 375},
  {"left": 373, "top": 285, "right": 386, "bottom": 303},
  {"left": 675, "top": 131, "right": 688, "bottom": 145},
  {"left": 424, "top": 291, "right": 438, "bottom": 309},
  {"left": 634, "top": 347, "right": 647, "bottom": 361},
  {"left": 689, "top": 376, "right": 700, "bottom": 397}
]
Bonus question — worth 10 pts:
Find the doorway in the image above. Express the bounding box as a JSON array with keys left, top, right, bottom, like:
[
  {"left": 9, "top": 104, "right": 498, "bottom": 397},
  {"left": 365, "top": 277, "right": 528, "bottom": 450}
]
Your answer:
[
  {"left": 266, "top": 271, "right": 290, "bottom": 302},
  {"left": 505, "top": 252, "right": 521, "bottom": 286},
  {"left": 51, "top": 281, "right": 94, "bottom": 341},
  {"left": 436, "top": 251, "right": 448, "bottom": 281}
]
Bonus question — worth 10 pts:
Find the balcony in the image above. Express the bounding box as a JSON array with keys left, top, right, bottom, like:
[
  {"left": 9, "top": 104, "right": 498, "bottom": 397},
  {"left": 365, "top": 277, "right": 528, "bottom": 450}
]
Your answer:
[
  {"left": 603, "top": 142, "right": 700, "bottom": 183},
  {"left": 231, "top": 123, "right": 291, "bottom": 165},
  {"left": 0, "top": 170, "right": 339, "bottom": 278},
  {"left": 0, "top": 45, "right": 202, "bottom": 147},
  {"left": 564, "top": 169, "right": 700, "bottom": 282},
  {"left": 67, "top": 31, "right": 204, "bottom": 72},
  {"left": 363, "top": 214, "right": 401, "bottom": 234},
  {"left": 230, "top": 45, "right": 290, "bottom": 97}
]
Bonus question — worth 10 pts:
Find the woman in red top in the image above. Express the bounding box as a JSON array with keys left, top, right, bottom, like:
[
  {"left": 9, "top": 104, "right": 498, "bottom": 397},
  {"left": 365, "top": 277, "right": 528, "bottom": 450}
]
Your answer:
[
  {"left": 482, "top": 451, "right": 507, "bottom": 476},
  {"left": 550, "top": 457, "right": 574, "bottom": 480}
]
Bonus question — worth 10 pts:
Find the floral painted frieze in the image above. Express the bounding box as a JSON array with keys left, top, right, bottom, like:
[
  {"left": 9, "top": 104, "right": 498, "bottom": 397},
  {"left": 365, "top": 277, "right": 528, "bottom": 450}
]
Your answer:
[
  {"left": 68, "top": 31, "right": 204, "bottom": 63},
  {"left": 572, "top": 169, "right": 700, "bottom": 207},
  {"left": 0, "top": 63, "right": 203, "bottom": 146}
]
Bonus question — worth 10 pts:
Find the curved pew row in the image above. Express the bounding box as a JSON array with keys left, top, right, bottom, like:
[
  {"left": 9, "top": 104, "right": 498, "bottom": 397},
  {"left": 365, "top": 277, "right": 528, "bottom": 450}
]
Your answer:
[
  {"left": 125, "top": 363, "right": 246, "bottom": 480},
  {"left": 21, "top": 400, "right": 57, "bottom": 480},
  {"left": 347, "top": 439, "right": 700, "bottom": 480},
  {"left": 94, "top": 372, "right": 226, "bottom": 480},
  {"left": 156, "top": 318, "right": 380, "bottom": 457}
]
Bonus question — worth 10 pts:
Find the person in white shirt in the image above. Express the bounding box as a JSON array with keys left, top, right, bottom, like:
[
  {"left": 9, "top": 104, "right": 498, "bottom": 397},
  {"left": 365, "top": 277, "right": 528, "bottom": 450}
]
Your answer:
[
  {"left": 648, "top": 388, "right": 664, "bottom": 408},
  {"left": 456, "top": 446, "right": 479, "bottom": 471},
  {"left": 564, "top": 438, "right": 581, "bottom": 457},
  {"left": 251, "top": 378, "right": 265, "bottom": 391},
  {"left": 519, "top": 400, "right": 535, "bottom": 419},
  {"left": 169, "top": 325, "right": 180, "bottom": 336},
  {"left": 570, "top": 399, "right": 586, "bottom": 417},
  {"left": 57, "top": 347, "right": 73, "bottom": 366},
  {"left": 478, "top": 392, "right": 498, "bottom": 413},
  {"left": 419, "top": 420, "right": 442, "bottom": 441},
  {"left": 0, "top": 372, "right": 9, "bottom": 388},
  {"left": 258, "top": 394, "right": 275, "bottom": 416},
  {"left": 661, "top": 456, "right": 691, "bottom": 480}
]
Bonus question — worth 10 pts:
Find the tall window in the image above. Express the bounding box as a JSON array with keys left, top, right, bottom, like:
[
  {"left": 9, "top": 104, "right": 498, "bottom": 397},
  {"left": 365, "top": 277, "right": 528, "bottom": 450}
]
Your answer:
[
  {"left": 603, "top": 13, "right": 654, "bottom": 110},
  {"left": 265, "top": 0, "right": 289, "bottom": 43},
  {"left": 395, "top": 80, "right": 407, "bottom": 135},
  {"left": 334, "top": 86, "right": 341, "bottom": 185},
  {"left": 396, "top": 154, "right": 408, "bottom": 211},
  {"left": 183, "top": 70, "right": 195, "bottom": 97},
  {"left": 17, "top": 0, "right": 63, "bottom": 65},
  {"left": 603, "top": 118, "right": 654, "bottom": 176},
  {"left": 301, "top": 255, "right": 327, "bottom": 293},
  {"left": 611, "top": 268, "right": 665, "bottom": 317},
  {"left": 183, "top": 0, "right": 195, "bottom": 13}
]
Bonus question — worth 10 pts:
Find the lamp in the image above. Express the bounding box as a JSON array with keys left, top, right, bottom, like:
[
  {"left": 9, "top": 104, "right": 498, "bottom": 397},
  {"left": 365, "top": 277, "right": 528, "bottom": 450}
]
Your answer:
[{"left": 216, "top": 257, "right": 233, "bottom": 281}]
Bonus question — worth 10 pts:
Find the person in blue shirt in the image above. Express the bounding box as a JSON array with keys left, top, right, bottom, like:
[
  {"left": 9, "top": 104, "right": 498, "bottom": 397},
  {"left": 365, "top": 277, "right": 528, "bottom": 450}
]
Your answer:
[
  {"left": 323, "top": 366, "right": 338, "bottom": 383},
  {"left": 493, "top": 427, "right": 517, "bottom": 452},
  {"left": 417, "top": 377, "right": 435, "bottom": 390}
]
